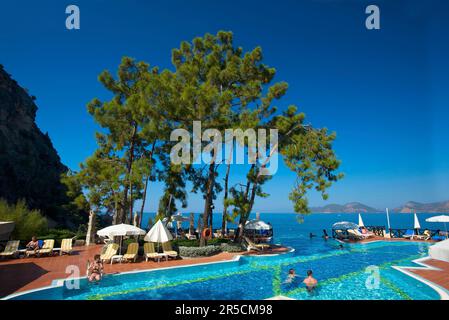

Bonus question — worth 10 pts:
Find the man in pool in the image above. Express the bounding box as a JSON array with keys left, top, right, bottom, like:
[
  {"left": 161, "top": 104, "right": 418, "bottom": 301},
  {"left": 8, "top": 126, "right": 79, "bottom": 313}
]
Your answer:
[{"left": 303, "top": 270, "right": 318, "bottom": 292}]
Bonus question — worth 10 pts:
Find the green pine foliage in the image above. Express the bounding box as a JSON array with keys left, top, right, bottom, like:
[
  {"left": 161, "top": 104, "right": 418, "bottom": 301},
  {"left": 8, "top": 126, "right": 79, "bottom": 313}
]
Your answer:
[{"left": 0, "top": 199, "right": 48, "bottom": 240}]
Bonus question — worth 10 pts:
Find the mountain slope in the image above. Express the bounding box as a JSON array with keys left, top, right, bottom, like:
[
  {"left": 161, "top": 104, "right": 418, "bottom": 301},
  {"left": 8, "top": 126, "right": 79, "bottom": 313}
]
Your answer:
[
  {"left": 0, "top": 65, "right": 71, "bottom": 225},
  {"left": 393, "top": 200, "right": 449, "bottom": 213},
  {"left": 310, "top": 202, "right": 380, "bottom": 213}
]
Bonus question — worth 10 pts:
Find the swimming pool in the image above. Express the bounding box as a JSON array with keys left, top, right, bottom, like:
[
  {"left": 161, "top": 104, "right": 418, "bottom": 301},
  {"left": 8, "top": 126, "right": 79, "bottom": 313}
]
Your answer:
[{"left": 7, "top": 241, "right": 443, "bottom": 300}]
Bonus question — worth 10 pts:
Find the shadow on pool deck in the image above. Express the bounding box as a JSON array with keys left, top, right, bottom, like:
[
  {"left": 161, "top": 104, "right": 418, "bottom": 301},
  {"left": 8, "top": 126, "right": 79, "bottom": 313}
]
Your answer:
[{"left": 0, "top": 262, "right": 48, "bottom": 297}]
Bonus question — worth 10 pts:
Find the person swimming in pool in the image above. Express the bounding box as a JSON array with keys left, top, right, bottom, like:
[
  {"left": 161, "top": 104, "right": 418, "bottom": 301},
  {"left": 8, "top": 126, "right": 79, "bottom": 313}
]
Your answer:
[
  {"left": 303, "top": 269, "right": 318, "bottom": 292},
  {"left": 285, "top": 268, "right": 297, "bottom": 283}
]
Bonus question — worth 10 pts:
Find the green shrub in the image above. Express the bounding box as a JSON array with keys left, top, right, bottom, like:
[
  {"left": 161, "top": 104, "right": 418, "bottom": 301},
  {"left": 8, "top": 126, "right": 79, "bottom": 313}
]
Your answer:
[
  {"left": 207, "top": 238, "right": 230, "bottom": 245},
  {"left": 220, "top": 243, "right": 244, "bottom": 252},
  {"left": 0, "top": 199, "right": 48, "bottom": 241},
  {"left": 179, "top": 245, "right": 221, "bottom": 257},
  {"left": 172, "top": 239, "right": 200, "bottom": 247}
]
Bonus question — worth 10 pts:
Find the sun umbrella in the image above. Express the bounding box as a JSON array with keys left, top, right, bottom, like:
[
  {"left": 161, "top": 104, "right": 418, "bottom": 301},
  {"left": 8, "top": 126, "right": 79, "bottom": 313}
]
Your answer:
[
  {"left": 97, "top": 223, "right": 146, "bottom": 237},
  {"left": 332, "top": 221, "right": 359, "bottom": 230},
  {"left": 426, "top": 215, "right": 449, "bottom": 239},
  {"left": 244, "top": 219, "right": 272, "bottom": 231},
  {"left": 413, "top": 212, "right": 421, "bottom": 229},
  {"left": 358, "top": 214, "right": 365, "bottom": 227},
  {"left": 97, "top": 223, "right": 146, "bottom": 254},
  {"left": 144, "top": 219, "right": 173, "bottom": 243}
]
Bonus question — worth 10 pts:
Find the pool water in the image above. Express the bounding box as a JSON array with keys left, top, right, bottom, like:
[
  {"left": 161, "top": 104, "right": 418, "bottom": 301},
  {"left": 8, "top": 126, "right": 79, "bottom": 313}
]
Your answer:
[{"left": 11, "top": 241, "right": 441, "bottom": 300}]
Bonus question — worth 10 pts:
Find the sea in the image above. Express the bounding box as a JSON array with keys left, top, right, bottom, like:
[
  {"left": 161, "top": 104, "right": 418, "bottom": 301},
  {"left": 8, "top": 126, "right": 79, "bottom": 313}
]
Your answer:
[{"left": 140, "top": 212, "right": 448, "bottom": 256}]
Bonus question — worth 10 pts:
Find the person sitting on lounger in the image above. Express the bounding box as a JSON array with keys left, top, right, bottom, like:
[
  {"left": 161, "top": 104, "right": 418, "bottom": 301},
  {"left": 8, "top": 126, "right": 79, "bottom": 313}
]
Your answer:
[
  {"left": 88, "top": 254, "right": 104, "bottom": 283},
  {"left": 26, "top": 236, "right": 40, "bottom": 253},
  {"left": 303, "top": 270, "right": 318, "bottom": 292}
]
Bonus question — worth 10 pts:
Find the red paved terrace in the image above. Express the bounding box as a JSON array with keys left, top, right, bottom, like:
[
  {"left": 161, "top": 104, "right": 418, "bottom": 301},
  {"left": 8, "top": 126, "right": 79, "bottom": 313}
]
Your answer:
[
  {"left": 1, "top": 241, "right": 448, "bottom": 300},
  {"left": 0, "top": 244, "right": 289, "bottom": 298},
  {"left": 405, "top": 259, "right": 449, "bottom": 291}
]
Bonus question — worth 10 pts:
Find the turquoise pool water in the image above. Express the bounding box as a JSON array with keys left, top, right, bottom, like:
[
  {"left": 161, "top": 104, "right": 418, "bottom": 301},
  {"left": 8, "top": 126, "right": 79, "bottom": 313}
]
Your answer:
[{"left": 10, "top": 241, "right": 441, "bottom": 300}]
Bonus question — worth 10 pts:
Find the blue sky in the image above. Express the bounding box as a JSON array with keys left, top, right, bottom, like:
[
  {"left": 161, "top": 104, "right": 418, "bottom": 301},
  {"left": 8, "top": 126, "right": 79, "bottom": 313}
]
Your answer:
[{"left": 1, "top": 0, "right": 448, "bottom": 212}]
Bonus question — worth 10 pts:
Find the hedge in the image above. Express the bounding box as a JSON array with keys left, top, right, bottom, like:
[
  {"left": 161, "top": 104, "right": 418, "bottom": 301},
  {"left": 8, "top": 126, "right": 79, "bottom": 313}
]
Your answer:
[{"left": 179, "top": 245, "right": 222, "bottom": 257}]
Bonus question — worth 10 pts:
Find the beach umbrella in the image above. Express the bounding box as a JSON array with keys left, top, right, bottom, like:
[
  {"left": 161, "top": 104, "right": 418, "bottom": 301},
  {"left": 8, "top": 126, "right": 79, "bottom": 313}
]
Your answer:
[
  {"left": 97, "top": 223, "right": 146, "bottom": 254},
  {"left": 97, "top": 223, "right": 146, "bottom": 238},
  {"left": 332, "top": 221, "right": 359, "bottom": 230},
  {"left": 144, "top": 219, "right": 173, "bottom": 243},
  {"left": 413, "top": 212, "right": 421, "bottom": 229},
  {"left": 244, "top": 219, "right": 272, "bottom": 231},
  {"left": 358, "top": 214, "right": 365, "bottom": 227},
  {"left": 426, "top": 215, "right": 449, "bottom": 239}
]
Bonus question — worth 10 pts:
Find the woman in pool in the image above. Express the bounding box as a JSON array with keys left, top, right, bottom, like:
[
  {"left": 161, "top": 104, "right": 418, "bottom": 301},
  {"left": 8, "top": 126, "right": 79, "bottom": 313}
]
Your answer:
[
  {"left": 87, "top": 254, "right": 104, "bottom": 283},
  {"left": 303, "top": 270, "right": 318, "bottom": 292},
  {"left": 285, "top": 268, "right": 298, "bottom": 284}
]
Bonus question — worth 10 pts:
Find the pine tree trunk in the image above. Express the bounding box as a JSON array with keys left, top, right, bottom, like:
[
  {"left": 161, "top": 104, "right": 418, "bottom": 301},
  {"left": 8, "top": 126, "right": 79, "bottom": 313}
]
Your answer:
[
  {"left": 200, "top": 162, "right": 215, "bottom": 246},
  {"left": 221, "top": 158, "right": 232, "bottom": 236},
  {"left": 139, "top": 143, "right": 155, "bottom": 227},
  {"left": 86, "top": 210, "right": 96, "bottom": 246}
]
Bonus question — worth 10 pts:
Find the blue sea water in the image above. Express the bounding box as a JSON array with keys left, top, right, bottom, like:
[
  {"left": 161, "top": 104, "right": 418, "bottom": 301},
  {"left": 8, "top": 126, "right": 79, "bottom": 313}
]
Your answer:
[
  {"left": 9, "top": 213, "right": 447, "bottom": 300},
  {"left": 142, "top": 212, "right": 448, "bottom": 256}
]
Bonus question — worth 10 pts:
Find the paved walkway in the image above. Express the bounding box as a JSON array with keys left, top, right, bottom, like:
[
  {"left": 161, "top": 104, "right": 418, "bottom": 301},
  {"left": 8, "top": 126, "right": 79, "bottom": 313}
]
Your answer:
[
  {"left": 0, "top": 244, "right": 288, "bottom": 298},
  {"left": 0, "top": 245, "right": 240, "bottom": 298},
  {"left": 405, "top": 259, "right": 449, "bottom": 291}
]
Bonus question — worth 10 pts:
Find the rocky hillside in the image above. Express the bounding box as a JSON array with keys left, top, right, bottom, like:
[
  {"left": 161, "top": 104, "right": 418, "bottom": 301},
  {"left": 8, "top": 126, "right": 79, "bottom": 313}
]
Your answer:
[
  {"left": 0, "top": 65, "right": 71, "bottom": 226},
  {"left": 310, "top": 202, "right": 381, "bottom": 213},
  {"left": 394, "top": 200, "right": 449, "bottom": 213}
]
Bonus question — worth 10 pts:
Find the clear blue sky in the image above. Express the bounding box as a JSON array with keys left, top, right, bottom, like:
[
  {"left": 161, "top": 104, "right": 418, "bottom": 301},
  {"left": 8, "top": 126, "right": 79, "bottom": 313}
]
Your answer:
[{"left": 1, "top": 0, "right": 448, "bottom": 212}]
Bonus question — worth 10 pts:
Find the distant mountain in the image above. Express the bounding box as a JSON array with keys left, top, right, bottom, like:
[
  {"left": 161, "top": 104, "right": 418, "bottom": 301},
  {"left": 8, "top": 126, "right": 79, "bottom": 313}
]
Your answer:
[
  {"left": 310, "top": 202, "right": 381, "bottom": 213},
  {"left": 393, "top": 200, "right": 449, "bottom": 213}
]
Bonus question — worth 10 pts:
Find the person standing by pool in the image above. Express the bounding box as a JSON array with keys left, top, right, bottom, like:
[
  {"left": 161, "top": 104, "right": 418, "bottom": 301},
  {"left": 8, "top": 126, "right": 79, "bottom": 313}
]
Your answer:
[
  {"left": 87, "top": 255, "right": 104, "bottom": 283},
  {"left": 303, "top": 270, "right": 318, "bottom": 292}
]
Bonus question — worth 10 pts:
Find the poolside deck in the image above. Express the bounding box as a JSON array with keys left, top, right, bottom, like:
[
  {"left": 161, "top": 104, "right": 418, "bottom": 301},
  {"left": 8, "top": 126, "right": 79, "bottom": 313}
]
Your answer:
[
  {"left": 0, "top": 244, "right": 289, "bottom": 298},
  {"left": 405, "top": 259, "right": 449, "bottom": 291}
]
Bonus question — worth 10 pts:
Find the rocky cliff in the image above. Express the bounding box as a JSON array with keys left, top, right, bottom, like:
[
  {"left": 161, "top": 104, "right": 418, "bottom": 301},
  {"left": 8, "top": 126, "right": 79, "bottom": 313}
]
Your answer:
[{"left": 0, "top": 65, "right": 70, "bottom": 226}]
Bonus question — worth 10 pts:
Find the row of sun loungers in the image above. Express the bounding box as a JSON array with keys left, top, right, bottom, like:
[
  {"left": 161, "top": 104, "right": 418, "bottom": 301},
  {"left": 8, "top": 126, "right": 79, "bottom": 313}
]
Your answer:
[
  {"left": 99, "top": 242, "right": 179, "bottom": 264},
  {"left": 0, "top": 239, "right": 73, "bottom": 259}
]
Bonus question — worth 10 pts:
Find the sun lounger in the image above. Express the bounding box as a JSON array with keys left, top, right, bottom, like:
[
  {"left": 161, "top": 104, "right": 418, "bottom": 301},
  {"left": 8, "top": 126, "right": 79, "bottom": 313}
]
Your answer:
[
  {"left": 0, "top": 240, "right": 20, "bottom": 258},
  {"left": 432, "top": 235, "right": 447, "bottom": 241},
  {"left": 347, "top": 229, "right": 364, "bottom": 240},
  {"left": 243, "top": 236, "right": 270, "bottom": 252},
  {"left": 334, "top": 229, "right": 348, "bottom": 240},
  {"left": 354, "top": 228, "right": 373, "bottom": 239},
  {"left": 122, "top": 242, "right": 139, "bottom": 262},
  {"left": 35, "top": 239, "right": 55, "bottom": 257},
  {"left": 100, "top": 243, "right": 119, "bottom": 263},
  {"left": 144, "top": 242, "right": 159, "bottom": 262},
  {"left": 402, "top": 229, "right": 415, "bottom": 239},
  {"left": 162, "top": 241, "right": 178, "bottom": 259},
  {"left": 185, "top": 232, "right": 197, "bottom": 240},
  {"left": 60, "top": 239, "right": 73, "bottom": 255}
]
